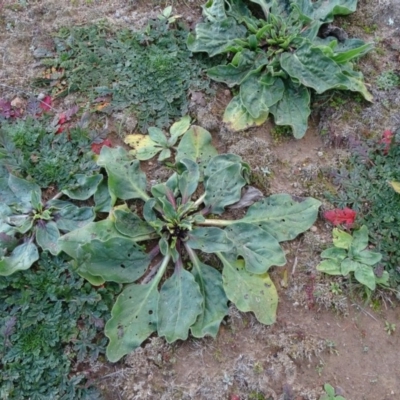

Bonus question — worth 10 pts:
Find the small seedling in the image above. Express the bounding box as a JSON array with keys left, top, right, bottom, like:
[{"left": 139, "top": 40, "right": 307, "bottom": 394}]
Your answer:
[
  {"left": 319, "top": 383, "right": 346, "bottom": 400},
  {"left": 330, "top": 282, "right": 342, "bottom": 295},
  {"left": 384, "top": 321, "right": 396, "bottom": 335}
]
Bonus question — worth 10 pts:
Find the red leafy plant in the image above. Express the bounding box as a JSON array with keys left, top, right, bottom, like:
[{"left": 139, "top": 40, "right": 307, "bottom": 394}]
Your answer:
[
  {"left": 380, "top": 129, "right": 394, "bottom": 154},
  {"left": 324, "top": 207, "right": 356, "bottom": 228},
  {"left": 91, "top": 139, "right": 112, "bottom": 155},
  {"left": 0, "top": 98, "right": 23, "bottom": 119}
]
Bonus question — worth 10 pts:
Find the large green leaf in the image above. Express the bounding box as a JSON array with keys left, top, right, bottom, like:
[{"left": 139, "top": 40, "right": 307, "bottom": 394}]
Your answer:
[
  {"left": 354, "top": 264, "right": 376, "bottom": 290},
  {"left": 240, "top": 72, "right": 284, "bottom": 119},
  {"left": 58, "top": 219, "right": 124, "bottom": 259},
  {"left": 97, "top": 146, "right": 149, "bottom": 202},
  {"left": 158, "top": 268, "right": 203, "bottom": 343},
  {"left": 0, "top": 176, "right": 18, "bottom": 208},
  {"left": 62, "top": 174, "right": 103, "bottom": 200},
  {"left": 202, "top": 0, "right": 227, "bottom": 21},
  {"left": 340, "top": 258, "right": 362, "bottom": 275},
  {"left": 320, "top": 246, "right": 347, "bottom": 261},
  {"left": 281, "top": 42, "right": 372, "bottom": 101},
  {"left": 354, "top": 250, "right": 382, "bottom": 266},
  {"left": 80, "top": 237, "right": 150, "bottom": 283},
  {"left": 186, "top": 227, "right": 234, "bottom": 253},
  {"left": 0, "top": 242, "right": 39, "bottom": 276},
  {"left": 176, "top": 126, "right": 218, "bottom": 175},
  {"left": 223, "top": 95, "right": 269, "bottom": 131},
  {"left": 53, "top": 204, "right": 95, "bottom": 232},
  {"left": 105, "top": 282, "right": 159, "bottom": 362},
  {"left": 176, "top": 159, "right": 200, "bottom": 202},
  {"left": 169, "top": 115, "right": 191, "bottom": 141},
  {"left": 332, "top": 228, "right": 353, "bottom": 249},
  {"left": 94, "top": 179, "right": 112, "bottom": 212},
  {"left": 190, "top": 259, "right": 228, "bottom": 338},
  {"left": 349, "top": 225, "right": 368, "bottom": 253},
  {"left": 280, "top": 43, "right": 347, "bottom": 92},
  {"left": 292, "top": 0, "right": 358, "bottom": 23},
  {"left": 313, "top": 37, "right": 373, "bottom": 64},
  {"left": 35, "top": 221, "right": 61, "bottom": 255},
  {"left": 204, "top": 153, "right": 246, "bottom": 181},
  {"left": 338, "top": 62, "right": 372, "bottom": 101},
  {"left": 224, "top": 223, "right": 286, "bottom": 273},
  {"left": 238, "top": 194, "right": 321, "bottom": 242},
  {"left": 219, "top": 254, "right": 278, "bottom": 325},
  {"left": 204, "top": 162, "right": 247, "bottom": 214},
  {"left": 187, "top": 18, "right": 247, "bottom": 57},
  {"left": 207, "top": 49, "right": 258, "bottom": 87},
  {"left": 269, "top": 81, "right": 311, "bottom": 139},
  {"left": 8, "top": 174, "right": 41, "bottom": 211},
  {"left": 113, "top": 208, "right": 155, "bottom": 240},
  {"left": 316, "top": 259, "right": 342, "bottom": 275}
]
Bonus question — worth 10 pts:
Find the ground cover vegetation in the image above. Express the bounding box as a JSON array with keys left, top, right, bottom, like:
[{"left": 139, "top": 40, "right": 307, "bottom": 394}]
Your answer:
[
  {"left": 326, "top": 129, "right": 400, "bottom": 286},
  {"left": 0, "top": 253, "right": 118, "bottom": 399},
  {"left": 188, "top": 0, "right": 372, "bottom": 137},
  {"left": 37, "top": 15, "right": 216, "bottom": 132}
]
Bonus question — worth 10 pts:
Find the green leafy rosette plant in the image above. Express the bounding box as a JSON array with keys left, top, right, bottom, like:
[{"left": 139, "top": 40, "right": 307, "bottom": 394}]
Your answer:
[
  {"left": 0, "top": 169, "right": 97, "bottom": 275},
  {"left": 188, "top": 0, "right": 373, "bottom": 138},
  {"left": 317, "top": 226, "right": 389, "bottom": 290},
  {"left": 59, "top": 140, "right": 321, "bottom": 362}
]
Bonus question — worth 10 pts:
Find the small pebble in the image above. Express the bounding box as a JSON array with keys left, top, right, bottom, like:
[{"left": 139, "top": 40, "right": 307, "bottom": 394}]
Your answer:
[
  {"left": 311, "top": 226, "right": 318, "bottom": 232},
  {"left": 38, "top": 93, "right": 46, "bottom": 100},
  {"left": 317, "top": 151, "right": 323, "bottom": 157}
]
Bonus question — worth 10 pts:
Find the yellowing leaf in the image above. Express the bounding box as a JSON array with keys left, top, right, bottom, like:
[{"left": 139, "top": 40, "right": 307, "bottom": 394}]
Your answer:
[
  {"left": 124, "top": 134, "right": 160, "bottom": 160},
  {"left": 223, "top": 96, "right": 268, "bottom": 131},
  {"left": 388, "top": 181, "right": 400, "bottom": 194}
]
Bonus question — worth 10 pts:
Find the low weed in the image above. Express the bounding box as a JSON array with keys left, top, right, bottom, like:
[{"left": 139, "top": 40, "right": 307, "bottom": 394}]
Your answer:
[
  {"left": 0, "top": 253, "right": 119, "bottom": 399},
  {"left": 38, "top": 18, "right": 216, "bottom": 132},
  {"left": 0, "top": 117, "right": 98, "bottom": 189},
  {"left": 326, "top": 130, "right": 400, "bottom": 284},
  {"left": 376, "top": 70, "right": 400, "bottom": 91}
]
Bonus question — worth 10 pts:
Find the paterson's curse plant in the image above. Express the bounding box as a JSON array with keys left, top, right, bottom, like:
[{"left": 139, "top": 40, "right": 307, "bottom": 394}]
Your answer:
[
  {"left": 187, "top": 0, "right": 373, "bottom": 137},
  {"left": 0, "top": 168, "right": 96, "bottom": 275},
  {"left": 59, "top": 139, "right": 320, "bottom": 362}
]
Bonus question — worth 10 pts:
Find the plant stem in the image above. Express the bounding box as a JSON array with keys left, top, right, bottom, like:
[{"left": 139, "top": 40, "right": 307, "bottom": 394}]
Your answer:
[
  {"left": 197, "top": 218, "right": 235, "bottom": 227},
  {"left": 144, "top": 253, "right": 171, "bottom": 286},
  {"left": 50, "top": 192, "right": 63, "bottom": 201},
  {"left": 194, "top": 193, "right": 206, "bottom": 207}
]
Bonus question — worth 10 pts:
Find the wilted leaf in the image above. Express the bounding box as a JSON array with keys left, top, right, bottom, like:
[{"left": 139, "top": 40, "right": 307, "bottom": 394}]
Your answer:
[{"left": 389, "top": 181, "right": 400, "bottom": 194}]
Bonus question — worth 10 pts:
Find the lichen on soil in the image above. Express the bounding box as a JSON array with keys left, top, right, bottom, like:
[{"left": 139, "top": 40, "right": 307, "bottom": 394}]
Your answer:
[{"left": 1, "top": 0, "right": 400, "bottom": 399}]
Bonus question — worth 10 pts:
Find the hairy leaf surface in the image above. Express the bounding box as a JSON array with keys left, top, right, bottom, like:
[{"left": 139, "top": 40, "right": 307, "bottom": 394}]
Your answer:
[
  {"left": 158, "top": 269, "right": 203, "bottom": 342},
  {"left": 220, "top": 255, "right": 278, "bottom": 325},
  {"left": 105, "top": 283, "right": 159, "bottom": 362}
]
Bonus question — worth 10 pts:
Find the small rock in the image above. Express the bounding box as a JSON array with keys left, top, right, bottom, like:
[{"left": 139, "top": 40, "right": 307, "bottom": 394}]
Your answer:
[
  {"left": 335, "top": 386, "right": 346, "bottom": 396},
  {"left": 11, "top": 97, "right": 24, "bottom": 108},
  {"left": 317, "top": 151, "right": 323, "bottom": 157},
  {"left": 310, "top": 226, "right": 318, "bottom": 232},
  {"left": 37, "top": 93, "right": 46, "bottom": 100}
]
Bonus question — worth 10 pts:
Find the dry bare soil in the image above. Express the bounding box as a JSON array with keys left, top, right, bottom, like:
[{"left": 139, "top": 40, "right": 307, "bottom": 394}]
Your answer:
[{"left": 1, "top": 0, "right": 400, "bottom": 399}]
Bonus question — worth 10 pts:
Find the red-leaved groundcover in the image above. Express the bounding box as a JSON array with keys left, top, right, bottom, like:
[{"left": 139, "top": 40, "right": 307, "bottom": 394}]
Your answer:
[{"left": 323, "top": 207, "right": 356, "bottom": 228}]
